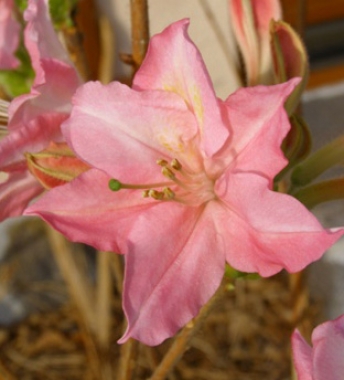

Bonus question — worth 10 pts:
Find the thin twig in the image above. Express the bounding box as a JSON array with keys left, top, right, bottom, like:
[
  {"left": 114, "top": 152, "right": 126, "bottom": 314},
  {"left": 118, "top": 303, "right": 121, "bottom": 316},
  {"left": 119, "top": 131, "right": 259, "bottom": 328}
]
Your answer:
[
  {"left": 96, "top": 251, "right": 113, "bottom": 350},
  {"left": 117, "top": 339, "right": 139, "bottom": 380},
  {"left": 149, "top": 283, "right": 228, "bottom": 380},
  {"left": 98, "top": 15, "right": 115, "bottom": 83},
  {"left": 45, "top": 226, "right": 95, "bottom": 332},
  {"left": 110, "top": 254, "right": 124, "bottom": 294},
  {"left": 130, "top": 0, "right": 150, "bottom": 73}
]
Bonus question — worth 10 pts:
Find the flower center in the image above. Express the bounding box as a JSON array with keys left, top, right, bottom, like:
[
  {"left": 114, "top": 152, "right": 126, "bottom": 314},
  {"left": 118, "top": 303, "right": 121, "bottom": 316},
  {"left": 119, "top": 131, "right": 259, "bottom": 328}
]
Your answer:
[{"left": 108, "top": 158, "right": 216, "bottom": 207}]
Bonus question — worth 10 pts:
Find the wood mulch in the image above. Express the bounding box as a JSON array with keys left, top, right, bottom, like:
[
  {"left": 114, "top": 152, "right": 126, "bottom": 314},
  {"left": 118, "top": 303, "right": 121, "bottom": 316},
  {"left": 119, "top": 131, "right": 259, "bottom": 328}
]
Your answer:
[{"left": 0, "top": 220, "right": 320, "bottom": 379}]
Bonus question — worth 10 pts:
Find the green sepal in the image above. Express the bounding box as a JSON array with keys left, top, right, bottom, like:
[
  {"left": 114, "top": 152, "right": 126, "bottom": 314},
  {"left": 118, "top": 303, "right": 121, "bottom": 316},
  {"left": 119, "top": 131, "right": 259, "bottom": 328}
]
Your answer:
[
  {"left": 270, "top": 20, "right": 309, "bottom": 116},
  {"left": 14, "top": 0, "right": 28, "bottom": 13},
  {"left": 275, "top": 114, "right": 312, "bottom": 183},
  {"left": 0, "top": 44, "right": 34, "bottom": 97}
]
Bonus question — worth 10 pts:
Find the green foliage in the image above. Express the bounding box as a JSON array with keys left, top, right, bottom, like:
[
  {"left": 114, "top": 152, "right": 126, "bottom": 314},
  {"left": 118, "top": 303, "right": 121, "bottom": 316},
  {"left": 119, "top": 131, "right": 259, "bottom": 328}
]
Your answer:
[
  {"left": 0, "top": 44, "right": 34, "bottom": 97},
  {"left": 49, "top": 0, "right": 78, "bottom": 28},
  {"left": 14, "top": 0, "right": 28, "bottom": 13},
  {"left": 225, "top": 265, "right": 260, "bottom": 281},
  {"left": 0, "top": 0, "right": 79, "bottom": 98}
]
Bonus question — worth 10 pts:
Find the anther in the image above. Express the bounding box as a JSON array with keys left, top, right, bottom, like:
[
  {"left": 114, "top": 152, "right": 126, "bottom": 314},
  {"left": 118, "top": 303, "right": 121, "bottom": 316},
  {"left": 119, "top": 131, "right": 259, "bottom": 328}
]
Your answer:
[
  {"left": 149, "top": 189, "right": 164, "bottom": 200},
  {"left": 171, "top": 158, "right": 182, "bottom": 170},
  {"left": 163, "top": 187, "right": 175, "bottom": 199},
  {"left": 142, "top": 190, "right": 150, "bottom": 198},
  {"left": 156, "top": 159, "right": 168, "bottom": 167},
  {"left": 162, "top": 167, "right": 175, "bottom": 179}
]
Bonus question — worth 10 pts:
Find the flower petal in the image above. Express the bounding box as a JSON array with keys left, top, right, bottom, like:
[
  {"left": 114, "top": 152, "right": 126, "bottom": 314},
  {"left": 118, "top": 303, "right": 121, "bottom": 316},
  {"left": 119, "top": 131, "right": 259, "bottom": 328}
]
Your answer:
[
  {"left": 215, "top": 172, "right": 344, "bottom": 276},
  {"left": 24, "top": 0, "right": 74, "bottom": 86},
  {"left": 0, "top": 170, "right": 43, "bottom": 221},
  {"left": 25, "top": 169, "right": 158, "bottom": 252},
  {"left": 9, "top": 59, "right": 80, "bottom": 129},
  {"left": 312, "top": 315, "right": 344, "bottom": 380},
  {"left": 0, "top": 113, "right": 66, "bottom": 168},
  {"left": 0, "top": 0, "right": 20, "bottom": 69},
  {"left": 221, "top": 79, "right": 299, "bottom": 178},
  {"left": 133, "top": 19, "right": 228, "bottom": 157},
  {"left": 229, "top": 0, "right": 281, "bottom": 85},
  {"left": 251, "top": 0, "right": 282, "bottom": 84},
  {"left": 63, "top": 81, "right": 201, "bottom": 182},
  {"left": 118, "top": 202, "right": 225, "bottom": 345},
  {"left": 291, "top": 330, "right": 313, "bottom": 380},
  {"left": 229, "top": 0, "right": 260, "bottom": 85}
]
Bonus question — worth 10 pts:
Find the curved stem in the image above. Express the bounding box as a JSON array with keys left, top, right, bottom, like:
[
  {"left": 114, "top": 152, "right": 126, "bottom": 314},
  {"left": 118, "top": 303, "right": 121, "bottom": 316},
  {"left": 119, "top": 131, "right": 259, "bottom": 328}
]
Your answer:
[
  {"left": 149, "top": 282, "right": 227, "bottom": 380},
  {"left": 96, "top": 251, "right": 113, "bottom": 350},
  {"left": 45, "top": 226, "right": 95, "bottom": 330},
  {"left": 117, "top": 339, "right": 139, "bottom": 380}
]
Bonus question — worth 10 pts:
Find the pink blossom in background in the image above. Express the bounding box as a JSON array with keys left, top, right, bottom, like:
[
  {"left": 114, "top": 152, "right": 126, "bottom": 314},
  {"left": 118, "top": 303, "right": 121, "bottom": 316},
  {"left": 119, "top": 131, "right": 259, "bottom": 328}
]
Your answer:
[
  {"left": 0, "top": 0, "right": 20, "bottom": 69},
  {"left": 292, "top": 315, "right": 344, "bottom": 380},
  {"left": 26, "top": 20, "right": 344, "bottom": 346},
  {"left": 229, "top": 0, "right": 282, "bottom": 85},
  {"left": 0, "top": 0, "right": 82, "bottom": 221}
]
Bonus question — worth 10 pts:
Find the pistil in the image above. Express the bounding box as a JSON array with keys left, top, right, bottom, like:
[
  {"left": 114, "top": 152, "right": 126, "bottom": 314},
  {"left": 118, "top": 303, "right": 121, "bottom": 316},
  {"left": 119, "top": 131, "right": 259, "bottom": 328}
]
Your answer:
[
  {"left": 108, "top": 157, "right": 215, "bottom": 205},
  {"left": 108, "top": 178, "right": 173, "bottom": 192}
]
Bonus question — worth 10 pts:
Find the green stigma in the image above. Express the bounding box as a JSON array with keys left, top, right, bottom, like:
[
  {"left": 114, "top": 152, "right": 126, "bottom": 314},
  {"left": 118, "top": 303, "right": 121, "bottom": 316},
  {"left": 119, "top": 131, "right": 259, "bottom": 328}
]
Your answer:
[{"left": 108, "top": 179, "right": 122, "bottom": 191}]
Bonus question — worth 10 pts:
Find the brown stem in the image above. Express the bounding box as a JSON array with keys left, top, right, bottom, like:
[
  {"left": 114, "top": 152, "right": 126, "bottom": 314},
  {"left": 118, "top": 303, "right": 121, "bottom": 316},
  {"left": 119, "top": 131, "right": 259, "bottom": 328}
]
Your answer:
[
  {"left": 117, "top": 339, "right": 139, "bottom": 380},
  {"left": 45, "top": 226, "right": 96, "bottom": 332},
  {"left": 110, "top": 254, "right": 124, "bottom": 294},
  {"left": 149, "top": 283, "right": 227, "bottom": 380},
  {"left": 61, "top": 27, "right": 91, "bottom": 81},
  {"left": 130, "top": 0, "right": 150, "bottom": 73},
  {"left": 96, "top": 251, "right": 113, "bottom": 350},
  {"left": 98, "top": 15, "right": 115, "bottom": 84}
]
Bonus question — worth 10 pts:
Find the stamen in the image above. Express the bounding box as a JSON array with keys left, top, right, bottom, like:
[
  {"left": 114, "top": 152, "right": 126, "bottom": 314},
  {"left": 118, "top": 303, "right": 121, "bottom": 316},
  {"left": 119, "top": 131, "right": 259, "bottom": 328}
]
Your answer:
[
  {"left": 163, "top": 187, "right": 175, "bottom": 199},
  {"left": 171, "top": 158, "right": 182, "bottom": 170},
  {"left": 108, "top": 178, "right": 173, "bottom": 192},
  {"left": 162, "top": 167, "right": 175, "bottom": 179},
  {"left": 108, "top": 155, "right": 215, "bottom": 206},
  {"left": 156, "top": 159, "right": 168, "bottom": 167},
  {"left": 148, "top": 189, "right": 164, "bottom": 200}
]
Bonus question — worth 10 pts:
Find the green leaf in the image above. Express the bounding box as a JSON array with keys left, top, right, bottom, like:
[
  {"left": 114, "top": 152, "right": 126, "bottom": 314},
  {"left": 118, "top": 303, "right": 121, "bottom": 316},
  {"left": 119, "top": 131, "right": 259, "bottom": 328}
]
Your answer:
[
  {"left": 294, "top": 178, "right": 344, "bottom": 209},
  {"left": 14, "top": 0, "right": 28, "bottom": 13},
  {"left": 0, "top": 43, "right": 34, "bottom": 97},
  {"left": 49, "top": 0, "right": 78, "bottom": 28},
  {"left": 225, "top": 265, "right": 260, "bottom": 281},
  {"left": 291, "top": 135, "right": 344, "bottom": 188}
]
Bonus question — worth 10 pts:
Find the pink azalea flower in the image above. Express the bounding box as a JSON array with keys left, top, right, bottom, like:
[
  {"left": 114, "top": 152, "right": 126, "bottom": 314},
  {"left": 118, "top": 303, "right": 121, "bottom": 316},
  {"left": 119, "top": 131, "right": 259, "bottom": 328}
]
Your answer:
[
  {"left": 0, "top": 0, "right": 82, "bottom": 220},
  {"left": 0, "top": 0, "right": 20, "bottom": 69},
  {"left": 292, "top": 315, "right": 344, "bottom": 380},
  {"left": 229, "top": 0, "right": 282, "bottom": 85},
  {"left": 26, "top": 20, "right": 344, "bottom": 346}
]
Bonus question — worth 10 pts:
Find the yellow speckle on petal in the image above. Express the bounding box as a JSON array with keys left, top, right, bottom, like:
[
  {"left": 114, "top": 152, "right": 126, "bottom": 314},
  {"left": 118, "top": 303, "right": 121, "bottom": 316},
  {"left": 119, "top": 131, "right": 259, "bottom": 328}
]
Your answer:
[
  {"left": 192, "top": 86, "right": 204, "bottom": 131},
  {"left": 157, "top": 126, "right": 185, "bottom": 154}
]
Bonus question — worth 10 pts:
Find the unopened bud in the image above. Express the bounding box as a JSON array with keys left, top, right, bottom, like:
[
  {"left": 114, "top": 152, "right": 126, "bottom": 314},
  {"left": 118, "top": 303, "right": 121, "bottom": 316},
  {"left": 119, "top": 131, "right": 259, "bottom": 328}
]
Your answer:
[{"left": 26, "top": 142, "right": 89, "bottom": 189}]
